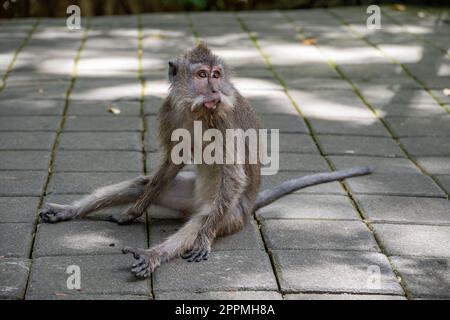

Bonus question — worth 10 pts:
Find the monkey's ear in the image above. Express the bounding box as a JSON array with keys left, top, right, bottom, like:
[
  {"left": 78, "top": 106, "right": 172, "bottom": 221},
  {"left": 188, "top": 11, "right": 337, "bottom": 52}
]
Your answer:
[{"left": 168, "top": 59, "right": 178, "bottom": 82}]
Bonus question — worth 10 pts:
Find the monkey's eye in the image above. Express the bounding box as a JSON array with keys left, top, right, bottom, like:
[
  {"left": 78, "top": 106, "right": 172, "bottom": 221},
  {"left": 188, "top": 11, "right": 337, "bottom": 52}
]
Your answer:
[
  {"left": 198, "top": 70, "right": 207, "bottom": 78},
  {"left": 212, "top": 71, "right": 221, "bottom": 79}
]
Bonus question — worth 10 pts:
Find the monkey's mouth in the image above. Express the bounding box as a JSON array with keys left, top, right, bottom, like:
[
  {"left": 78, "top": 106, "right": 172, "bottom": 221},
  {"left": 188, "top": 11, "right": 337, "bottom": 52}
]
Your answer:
[{"left": 203, "top": 99, "right": 220, "bottom": 110}]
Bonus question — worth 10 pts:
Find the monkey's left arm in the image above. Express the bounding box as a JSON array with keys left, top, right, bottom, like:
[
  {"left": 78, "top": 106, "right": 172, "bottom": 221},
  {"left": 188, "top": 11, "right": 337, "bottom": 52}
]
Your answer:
[{"left": 116, "top": 157, "right": 184, "bottom": 224}]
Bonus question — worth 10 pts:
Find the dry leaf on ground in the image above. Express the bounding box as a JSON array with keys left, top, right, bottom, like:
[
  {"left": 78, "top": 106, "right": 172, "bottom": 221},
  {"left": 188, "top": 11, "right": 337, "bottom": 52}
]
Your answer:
[
  {"left": 392, "top": 4, "right": 406, "bottom": 11},
  {"left": 303, "top": 37, "right": 316, "bottom": 45},
  {"left": 108, "top": 106, "right": 121, "bottom": 115}
]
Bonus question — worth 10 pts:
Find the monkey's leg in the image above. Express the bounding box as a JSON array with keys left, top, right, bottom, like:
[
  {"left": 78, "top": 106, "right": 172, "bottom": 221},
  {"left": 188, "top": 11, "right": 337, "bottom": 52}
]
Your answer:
[
  {"left": 181, "top": 204, "right": 246, "bottom": 263},
  {"left": 39, "top": 176, "right": 150, "bottom": 223},
  {"left": 180, "top": 165, "right": 247, "bottom": 261},
  {"left": 123, "top": 204, "right": 247, "bottom": 278},
  {"left": 39, "top": 172, "right": 195, "bottom": 223},
  {"left": 122, "top": 210, "right": 208, "bottom": 278}
]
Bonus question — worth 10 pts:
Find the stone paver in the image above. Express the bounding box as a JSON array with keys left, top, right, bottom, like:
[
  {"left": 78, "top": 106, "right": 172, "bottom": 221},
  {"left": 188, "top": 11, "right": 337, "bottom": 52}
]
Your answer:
[
  {"left": 0, "top": 132, "right": 56, "bottom": 150},
  {"left": 53, "top": 151, "right": 142, "bottom": 172},
  {"left": 246, "top": 90, "right": 298, "bottom": 115},
  {"left": 153, "top": 250, "right": 278, "bottom": 292},
  {"left": 307, "top": 116, "right": 389, "bottom": 137},
  {"left": 157, "top": 291, "right": 283, "bottom": 300},
  {"left": 0, "top": 151, "right": 50, "bottom": 170},
  {"left": 1, "top": 8, "right": 449, "bottom": 300},
  {"left": 317, "top": 135, "right": 404, "bottom": 157},
  {"left": 435, "top": 175, "right": 450, "bottom": 194},
  {"left": 285, "top": 293, "right": 406, "bottom": 300},
  {"left": 344, "top": 172, "right": 445, "bottom": 197},
  {"left": 59, "top": 132, "right": 142, "bottom": 151},
  {"left": 400, "top": 137, "right": 450, "bottom": 156},
  {"left": 47, "top": 172, "right": 140, "bottom": 194},
  {"left": 0, "top": 171, "right": 47, "bottom": 196},
  {"left": 262, "top": 220, "right": 379, "bottom": 251},
  {"left": 415, "top": 157, "right": 450, "bottom": 175},
  {"left": 0, "top": 116, "right": 60, "bottom": 131},
  {"left": 272, "top": 250, "right": 403, "bottom": 294},
  {"left": 33, "top": 221, "right": 147, "bottom": 257},
  {"left": 0, "top": 258, "right": 31, "bottom": 299},
  {"left": 0, "top": 223, "right": 34, "bottom": 257},
  {"left": 376, "top": 103, "right": 447, "bottom": 118},
  {"left": 391, "top": 256, "right": 449, "bottom": 299},
  {"left": 63, "top": 116, "right": 141, "bottom": 132},
  {"left": 372, "top": 224, "right": 450, "bottom": 258},
  {"left": 67, "top": 100, "right": 141, "bottom": 116},
  {"left": 354, "top": 195, "right": 450, "bottom": 225},
  {"left": 0, "top": 197, "right": 39, "bottom": 223},
  {"left": 259, "top": 114, "right": 308, "bottom": 133},
  {"left": 27, "top": 255, "right": 151, "bottom": 298},
  {"left": 26, "top": 294, "right": 150, "bottom": 300},
  {"left": 329, "top": 155, "right": 419, "bottom": 174},
  {"left": 256, "top": 194, "right": 358, "bottom": 220},
  {"left": 268, "top": 133, "right": 319, "bottom": 154},
  {"left": 276, "top": 154, "right": 330, "bottom": 172},
  {"left": 385, "top": 116, "right": 450, "bottom": 137}
]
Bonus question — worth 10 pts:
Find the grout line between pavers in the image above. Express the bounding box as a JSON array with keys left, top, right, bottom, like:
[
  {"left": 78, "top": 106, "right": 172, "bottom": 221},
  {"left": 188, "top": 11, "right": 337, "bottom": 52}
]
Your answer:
[
  {"left": 327, "top": 8, "right": 450, "bottom": 115},
  {"left": 136, "top": 14, "right": 154, "bottom": 300},
  {"left": 324, "top": 9, "right": 450, "bottom": 200},
  {"left": 187, "top": 12, "right": 283, "bottom": 294},
  {"left": 380, "top": 7, "right": 450, "bottom": 58},
  {"left": 23, "top": 21, "right": 91, "bottom": 299},
  {"left": 237, "top": 11, "right": 410, "bottom": 298},
  {"left": 0, "top": 20, "right": 40, "bottom": 92}
]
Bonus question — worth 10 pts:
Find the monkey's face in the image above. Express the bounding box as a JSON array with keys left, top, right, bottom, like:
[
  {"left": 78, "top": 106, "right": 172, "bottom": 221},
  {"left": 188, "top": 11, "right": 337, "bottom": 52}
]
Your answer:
[
  {"left": 167, "top": 43, "right": 236, "bottom": 114},
  {"left": 190, "top": 63, "right": 223, "bottom": 111}
]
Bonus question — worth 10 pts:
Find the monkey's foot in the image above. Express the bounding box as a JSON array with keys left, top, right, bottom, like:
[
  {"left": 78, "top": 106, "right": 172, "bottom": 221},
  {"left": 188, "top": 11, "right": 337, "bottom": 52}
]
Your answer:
[
  {"left": 181, "top": 235, "right": 211, "bottom": 262},
  {"left": 122, "top": 247, "right": 160, "bottom": 279},
  {"left": 181, "top": 248, "right": 210, "bottom": 262},
  {"left": 39, "top": 203, "right": 76, "bottom": 223}
]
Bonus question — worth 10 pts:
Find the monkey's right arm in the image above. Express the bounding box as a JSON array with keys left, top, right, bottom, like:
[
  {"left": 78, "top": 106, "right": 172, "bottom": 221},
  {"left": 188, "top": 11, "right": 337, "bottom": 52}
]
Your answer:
[{"left": 114, "top": 157, "right": 184, "bottom": 224}]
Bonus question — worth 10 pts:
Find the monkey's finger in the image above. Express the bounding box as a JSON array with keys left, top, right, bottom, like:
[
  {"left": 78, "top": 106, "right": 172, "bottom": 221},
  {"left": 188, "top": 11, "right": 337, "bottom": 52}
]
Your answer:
[
  {"left": 122, "top": 247, "right": 141, "bottom": 259},
  {"left": 143, "top": 269, "right": 151, "bottom": 278},
  {"left": 131, "top": 261, "right": 147, "bottom": 273},
  {"left": 194, "top": 250, "right": 209, "bottom": 262},
  {"left": 187, "top": 251, "right": 203, "bottom": 262},
  {"left": 181, "top": 250, "right": 195, "bottom": 259},
  {"left": 135, "top": 265, "right": 150, "bottom": 278},
  {"left": 132, "top": 257, "right": 144, "bottom": 268}
]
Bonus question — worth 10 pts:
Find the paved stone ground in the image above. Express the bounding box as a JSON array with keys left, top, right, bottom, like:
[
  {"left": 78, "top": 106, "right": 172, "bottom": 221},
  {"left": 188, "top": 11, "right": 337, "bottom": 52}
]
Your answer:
[{"left": 0, "top": 5, "right": 449, "bottom": 300}]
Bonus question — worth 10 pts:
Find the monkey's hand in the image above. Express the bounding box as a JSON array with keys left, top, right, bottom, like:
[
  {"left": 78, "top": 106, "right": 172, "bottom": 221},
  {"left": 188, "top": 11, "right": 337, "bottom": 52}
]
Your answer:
[
  {"left": 122, "top": 247, "right": 161, "bottom": 279},
  {"left": 181, "top": 232, "right": 212, "bottom": 262}
]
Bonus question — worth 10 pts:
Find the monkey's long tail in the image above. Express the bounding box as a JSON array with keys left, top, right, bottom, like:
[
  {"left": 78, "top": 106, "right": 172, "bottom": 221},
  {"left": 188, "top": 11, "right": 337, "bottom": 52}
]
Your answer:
[{"left": 254, "top": 166, "right": 373, "bottom": 211}]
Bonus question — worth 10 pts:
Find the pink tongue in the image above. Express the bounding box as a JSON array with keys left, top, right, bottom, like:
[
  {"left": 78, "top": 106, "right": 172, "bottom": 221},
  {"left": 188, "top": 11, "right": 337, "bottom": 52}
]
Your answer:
[{"left": 204, "top": 101, "right": 215, "bottom": 109}]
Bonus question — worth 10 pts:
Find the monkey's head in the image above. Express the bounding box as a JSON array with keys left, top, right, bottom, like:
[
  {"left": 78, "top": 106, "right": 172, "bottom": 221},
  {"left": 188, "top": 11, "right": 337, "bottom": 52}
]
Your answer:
[{"left": 167, "top": 42, "right": 235, "bottom": 113}]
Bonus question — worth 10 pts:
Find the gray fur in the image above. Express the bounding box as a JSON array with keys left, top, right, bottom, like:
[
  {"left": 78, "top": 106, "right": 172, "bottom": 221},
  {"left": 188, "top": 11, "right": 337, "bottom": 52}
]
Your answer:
[{"left": 255, "top": 166, "right": 373, "bottom": 210}]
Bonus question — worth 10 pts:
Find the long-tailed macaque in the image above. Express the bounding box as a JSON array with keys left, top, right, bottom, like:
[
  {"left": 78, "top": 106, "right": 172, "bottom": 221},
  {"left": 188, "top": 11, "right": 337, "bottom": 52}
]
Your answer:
[{"left": 39, "top": 43, "right": 372, "bottom": 278}]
